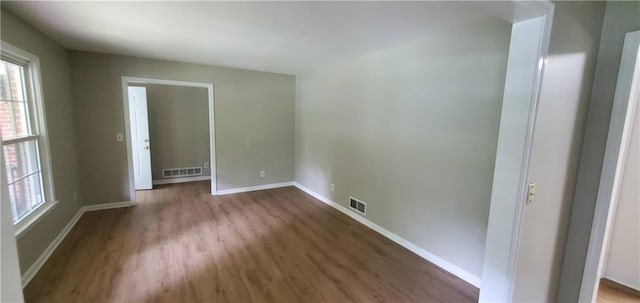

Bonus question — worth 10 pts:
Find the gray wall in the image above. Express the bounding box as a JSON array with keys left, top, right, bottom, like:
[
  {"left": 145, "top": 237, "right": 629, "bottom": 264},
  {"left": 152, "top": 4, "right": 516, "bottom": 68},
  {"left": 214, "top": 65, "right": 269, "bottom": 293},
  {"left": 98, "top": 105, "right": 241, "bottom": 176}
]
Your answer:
[
  {"left": 70, "top": 52, "right": 295, "bottom": 204},
  {"left": 294, "top": 18, "right": 511, "bottom": 278},
  {"left": 512, "top": 2, "right": 606, "bottom": 302},
  {"left": 1, "top": 9, "right": 82, "bottom": 273},
  {"left": 136, "top": 84, "right": 211, "bottom": 180},
  {"left": 559, "top": 1, "right": 640, "bottom": 300}
]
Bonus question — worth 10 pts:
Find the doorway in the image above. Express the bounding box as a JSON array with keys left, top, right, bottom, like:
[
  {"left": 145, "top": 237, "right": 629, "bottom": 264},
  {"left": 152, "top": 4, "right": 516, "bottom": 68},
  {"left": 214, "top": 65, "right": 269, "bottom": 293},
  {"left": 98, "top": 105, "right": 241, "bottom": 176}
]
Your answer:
[
  {"left": 121, "top": 77, "right": 216, "bottom": 199},
  {"left": 579, "top": 30, "right": 640, "bottom": 302}
]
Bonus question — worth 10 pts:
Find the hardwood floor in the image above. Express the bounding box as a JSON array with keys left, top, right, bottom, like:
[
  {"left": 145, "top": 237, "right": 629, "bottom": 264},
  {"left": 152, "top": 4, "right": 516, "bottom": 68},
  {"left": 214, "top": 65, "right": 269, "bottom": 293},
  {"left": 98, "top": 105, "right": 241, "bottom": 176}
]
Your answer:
[
  {"left": 24, "top": 181, "right": 478, "bottom": 302},
  {"left": 597, "top": 279, "right": 640, "bottom": 303}
]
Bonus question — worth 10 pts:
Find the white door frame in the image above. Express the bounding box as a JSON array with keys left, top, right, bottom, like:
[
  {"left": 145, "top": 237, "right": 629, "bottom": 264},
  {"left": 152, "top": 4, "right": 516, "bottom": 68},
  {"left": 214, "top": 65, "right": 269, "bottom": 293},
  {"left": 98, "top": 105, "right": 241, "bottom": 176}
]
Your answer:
[
  {"left": 578, "top": 31, "right": 640, "bottom": 303},
  {"left": 479, "top": 1, "right": 555, "bottom": 302},
  {"left": 121, "top": 76, "right": 217, "bottom": 201}
]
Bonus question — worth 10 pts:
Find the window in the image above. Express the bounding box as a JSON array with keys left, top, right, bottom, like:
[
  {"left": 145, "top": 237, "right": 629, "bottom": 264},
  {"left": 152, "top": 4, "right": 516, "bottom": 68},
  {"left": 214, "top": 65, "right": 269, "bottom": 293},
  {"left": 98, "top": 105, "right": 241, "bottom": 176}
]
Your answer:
[{"left": 1, "top": 42, "right": 56, "bottom": 236}]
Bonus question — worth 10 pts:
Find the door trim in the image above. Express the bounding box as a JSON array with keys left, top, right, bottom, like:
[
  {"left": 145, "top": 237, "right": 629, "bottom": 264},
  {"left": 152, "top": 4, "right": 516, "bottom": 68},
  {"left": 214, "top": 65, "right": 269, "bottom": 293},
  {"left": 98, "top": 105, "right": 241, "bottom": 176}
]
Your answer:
[
  {"left": 479, "top": 2, "right": 555, "bottom": 302},
  {"left": 578, "top": 30, "right": 640, "bottom": 302},
  {"left": 121, "top": 76, "right": 217, "bottom": 201}
]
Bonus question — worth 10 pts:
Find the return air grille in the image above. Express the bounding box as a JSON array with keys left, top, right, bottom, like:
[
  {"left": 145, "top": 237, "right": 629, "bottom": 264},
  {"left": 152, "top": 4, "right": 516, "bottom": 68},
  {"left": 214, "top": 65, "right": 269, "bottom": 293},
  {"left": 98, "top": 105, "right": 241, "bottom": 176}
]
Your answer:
[
  {"left": 162, "top": 167, "right": 203, "bottom": 178},
  {"left": 349, "top": 197, "right": 366, "bottom": 215}
]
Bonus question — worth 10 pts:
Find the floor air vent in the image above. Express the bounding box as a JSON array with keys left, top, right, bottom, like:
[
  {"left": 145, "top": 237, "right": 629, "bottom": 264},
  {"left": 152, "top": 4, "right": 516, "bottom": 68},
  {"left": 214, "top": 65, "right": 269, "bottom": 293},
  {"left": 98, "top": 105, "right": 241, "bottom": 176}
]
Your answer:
[
  {"left": 349, "top": 197, "right": 366, "bottom": 215},
  {"left": 162, "top": 167, "right": 203, "bottom": 178}
]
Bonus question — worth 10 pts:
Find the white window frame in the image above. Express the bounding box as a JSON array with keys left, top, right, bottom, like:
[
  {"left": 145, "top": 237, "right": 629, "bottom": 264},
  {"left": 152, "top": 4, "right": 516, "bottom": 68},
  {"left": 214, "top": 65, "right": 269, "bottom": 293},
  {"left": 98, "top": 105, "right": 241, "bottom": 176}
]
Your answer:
[{"left": 1, "top": 41, "right": 57, "bottom": 238}]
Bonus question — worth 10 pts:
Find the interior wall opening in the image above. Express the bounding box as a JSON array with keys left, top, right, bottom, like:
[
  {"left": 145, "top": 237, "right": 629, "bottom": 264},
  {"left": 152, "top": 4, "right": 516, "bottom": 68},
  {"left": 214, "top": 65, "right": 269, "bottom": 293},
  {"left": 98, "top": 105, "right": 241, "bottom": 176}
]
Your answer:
[
  {"left": 122, "top": 77, "right": 216, "bottom": 200},
  {"left": 579, "top": 30, "right": 640, "bottom": 303}
]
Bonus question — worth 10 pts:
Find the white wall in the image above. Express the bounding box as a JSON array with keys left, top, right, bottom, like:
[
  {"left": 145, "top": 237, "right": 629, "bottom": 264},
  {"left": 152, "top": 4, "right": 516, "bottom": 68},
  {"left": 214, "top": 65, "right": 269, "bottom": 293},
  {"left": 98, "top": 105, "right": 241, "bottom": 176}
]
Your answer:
[
  {"left": 603, "top": 89, "right": 640, "bottom": 290},
  {"left": 295, "top": 17, "right": 511, "bottom": 279}
]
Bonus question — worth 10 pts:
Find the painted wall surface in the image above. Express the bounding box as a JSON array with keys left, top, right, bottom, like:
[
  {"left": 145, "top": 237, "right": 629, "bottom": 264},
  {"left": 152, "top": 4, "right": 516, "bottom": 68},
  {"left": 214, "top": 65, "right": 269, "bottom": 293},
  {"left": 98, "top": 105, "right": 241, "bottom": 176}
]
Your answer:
[
  {"left": 513, "top": 2, "right": 606, "bottom": 302},
  {"left": 135, "top": 84, "right": 211, "bottom": 180},
  {"left": 294, "top": 17, "right": 511, "bottom": 278},
  {"left": 559, "top": 2, "right": 640, "bottom": 300},
  {"left": 603, "top": 89, "right": 640, "bottom": 290},
  {"left": 70, "top": 52, "right": 295, "bottom": 204},
  {"left": 0, "top": 9, "right": 82, "bottom": 274}
]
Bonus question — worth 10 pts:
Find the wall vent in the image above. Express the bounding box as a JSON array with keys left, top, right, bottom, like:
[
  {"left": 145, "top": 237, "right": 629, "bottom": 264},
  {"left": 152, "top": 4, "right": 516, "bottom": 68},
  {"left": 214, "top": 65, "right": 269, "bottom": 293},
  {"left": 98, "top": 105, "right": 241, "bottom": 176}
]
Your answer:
[
  {"left": 162, "top": 167, "right": 203, "bottom": 178},
  {"left": 349, "top": 197, "right": 366, "bottom": 215}
]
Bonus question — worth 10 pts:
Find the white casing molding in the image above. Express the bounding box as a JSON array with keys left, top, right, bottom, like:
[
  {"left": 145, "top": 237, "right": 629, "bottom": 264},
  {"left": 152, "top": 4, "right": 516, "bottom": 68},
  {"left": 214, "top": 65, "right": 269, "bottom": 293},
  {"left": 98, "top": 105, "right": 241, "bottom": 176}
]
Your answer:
[{"left": 479, "top": 2, "right": 554, "bottom": 301}]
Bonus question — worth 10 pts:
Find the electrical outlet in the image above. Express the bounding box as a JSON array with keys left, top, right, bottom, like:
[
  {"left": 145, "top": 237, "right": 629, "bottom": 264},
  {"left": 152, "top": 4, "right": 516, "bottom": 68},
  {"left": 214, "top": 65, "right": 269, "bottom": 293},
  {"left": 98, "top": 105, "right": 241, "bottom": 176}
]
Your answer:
[
  {"left": 73, "top": 191, "right": 78, "bottom": 203},
  {"left": 116, "top": 132, "right": 124, "bottom": 142},
  {"left": 331, "top": 184, "right": 335, "bottom": 192},
  {"left": 260, "top": 170, "right": 265, "bottom": 177},
  {"left": 204, "top": 162, "right": 209, "bottom": 168}
]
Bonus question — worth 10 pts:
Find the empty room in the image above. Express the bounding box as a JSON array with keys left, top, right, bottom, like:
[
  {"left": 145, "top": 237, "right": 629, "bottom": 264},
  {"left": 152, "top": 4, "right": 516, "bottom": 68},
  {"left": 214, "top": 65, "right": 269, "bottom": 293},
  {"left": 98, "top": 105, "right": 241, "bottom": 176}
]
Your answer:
[{"left": 0, "top": 1, "right": 639, "bottom": 303}]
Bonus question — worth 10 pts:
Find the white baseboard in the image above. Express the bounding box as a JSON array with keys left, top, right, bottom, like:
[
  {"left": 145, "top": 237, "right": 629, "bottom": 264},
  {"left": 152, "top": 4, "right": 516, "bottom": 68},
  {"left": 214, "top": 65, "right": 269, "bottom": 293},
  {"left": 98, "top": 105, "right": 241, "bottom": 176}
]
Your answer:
[
  {"left": 21, "top": 201, "right": 133, "bottom": 287},
  {"left": 216, "top": 181, "right": 294, "bottom": 195},
  {"left": 82, "top": 201, "right": 134, "bottom": 212},
  {"left": 293, "top": 182, "right": 482, "bottom": 288},
  {"left": 152, "top": 176, "right": 211, "bottom": 185}
]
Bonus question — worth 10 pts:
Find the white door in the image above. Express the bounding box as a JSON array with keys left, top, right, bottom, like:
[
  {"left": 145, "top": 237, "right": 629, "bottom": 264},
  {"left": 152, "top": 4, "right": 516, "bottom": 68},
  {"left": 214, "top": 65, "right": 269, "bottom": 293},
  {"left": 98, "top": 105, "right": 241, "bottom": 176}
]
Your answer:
[{"left": 128, "top": 86, "right": 152, "bottom": 190}]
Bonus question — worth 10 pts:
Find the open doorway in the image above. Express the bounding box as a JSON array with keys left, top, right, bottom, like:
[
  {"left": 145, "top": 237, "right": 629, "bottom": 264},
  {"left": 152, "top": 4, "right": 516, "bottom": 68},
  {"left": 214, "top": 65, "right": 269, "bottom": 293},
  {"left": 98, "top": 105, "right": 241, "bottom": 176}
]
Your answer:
[
  {"left": 579, "top": 30, "right": 640, "bottom": 303},
  {"left": 121, "top": 77, "right": 216, "bottom": 200}
]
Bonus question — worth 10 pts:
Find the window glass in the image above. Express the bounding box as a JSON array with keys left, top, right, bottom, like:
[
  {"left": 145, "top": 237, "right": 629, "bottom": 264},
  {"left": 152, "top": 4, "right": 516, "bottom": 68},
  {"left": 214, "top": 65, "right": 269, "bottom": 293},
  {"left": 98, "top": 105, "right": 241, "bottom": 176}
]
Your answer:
[
  {"left": 8, "top": 171, "right": 43, "bottom": 220},
  {"left": 0, "top": 57, "right": 46, "bottom": 222},
  {"left": 4, "top": 140, "right": 41, "bottom": 184}
]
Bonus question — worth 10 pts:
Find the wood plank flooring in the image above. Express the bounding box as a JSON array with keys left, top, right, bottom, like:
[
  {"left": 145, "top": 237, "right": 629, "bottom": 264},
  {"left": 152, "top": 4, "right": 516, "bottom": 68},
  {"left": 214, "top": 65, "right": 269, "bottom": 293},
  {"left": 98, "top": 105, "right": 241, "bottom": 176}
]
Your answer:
[
  {"left": 24, "top": 181, "right": 478, "bottom": 302},
  {"left": 597, "top": 279, "right": 640, "bottom": 303}
]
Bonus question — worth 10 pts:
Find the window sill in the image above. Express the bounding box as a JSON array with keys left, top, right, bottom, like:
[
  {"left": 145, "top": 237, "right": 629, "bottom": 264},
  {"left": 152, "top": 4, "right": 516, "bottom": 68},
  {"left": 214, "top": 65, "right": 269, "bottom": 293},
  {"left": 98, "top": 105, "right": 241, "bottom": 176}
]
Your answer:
[{"left": 14, "top": 200, "right": 58, "bottom": 239}]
